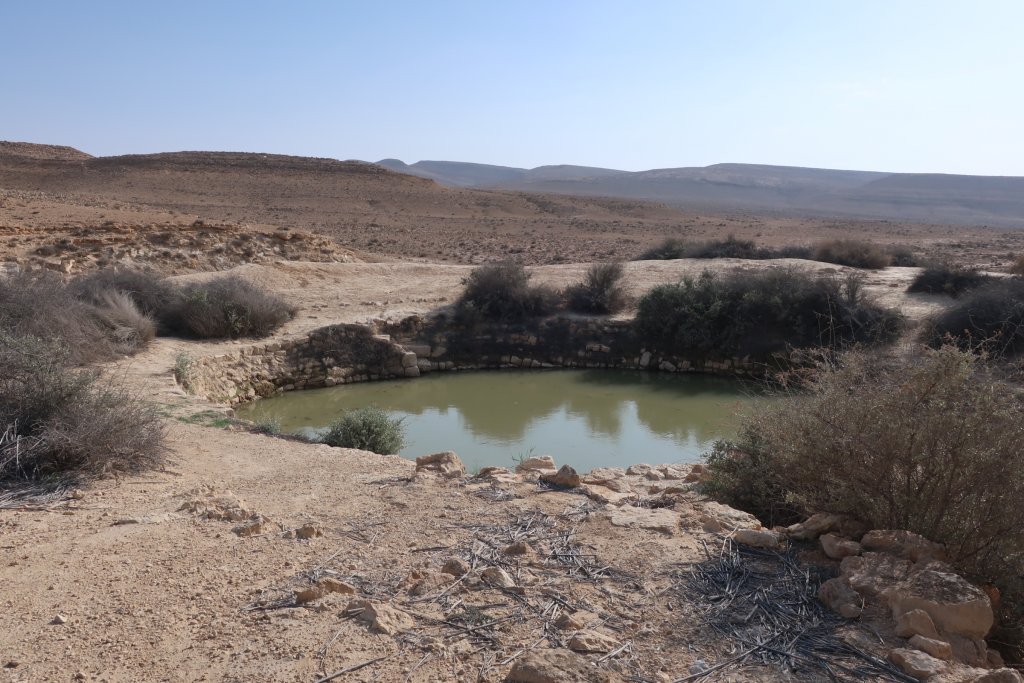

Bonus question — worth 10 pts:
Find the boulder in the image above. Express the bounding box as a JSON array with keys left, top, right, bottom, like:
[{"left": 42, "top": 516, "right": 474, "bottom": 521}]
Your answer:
[
  {"left": 861, "top": 530, "right": 947, "bottom": 564},
  {"left": 889, "top": 648, "right": 946, "bottom": 680},
  {"left": 840, "top": 553, "right": 912, "bottom": 598},
  {"left": 820, "top": 533, "right": 862, "bottom": 560},
  {"left": 887, "top": 568, "right": 994, "bottom": 640},
  {"left": 733, "top": 528, "right": 785, "bottom": 550},
  {"left": 415, "top": 451, "right": 465, "bottom": 479},
  {"left": 232, "top": 514, "right": 271, "bottom": 537},
  {"left": 657, "top": 465, "right": 689, "bottom": 480},
  {"left": 895, "top": 609, "right": 939, "bottom": 639},
  {"left": 346, "top": 599, "right": 414, "bottom": 636},
  {"left": 625, "top": 463, "right": 654, "bottom": 476},
  {"left": 505, "top": 649, "right": 624, "bottom": 683},
  {"left": 516, "top": 455, "right": 556, "bottom": 472},
  {"left": 819, "top": 578, "right": 863, "bottom": 618},
  {"left": 567, "top": 629, "right": 619, "bottom": 653},
  {"left": 541, "top": 465, "right": 581, "bottom": 488}
]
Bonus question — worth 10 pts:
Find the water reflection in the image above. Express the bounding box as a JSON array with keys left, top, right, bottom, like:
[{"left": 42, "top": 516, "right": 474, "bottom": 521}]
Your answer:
[{"left": 237, "top": 370, "right": 765, "bottom": 470}]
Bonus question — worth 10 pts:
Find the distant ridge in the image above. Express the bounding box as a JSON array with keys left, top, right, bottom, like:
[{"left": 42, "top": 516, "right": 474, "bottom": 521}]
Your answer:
[
  {"left": 0, "top": 141, "right": 92, "bottom": 161},
  {"left": 376, "top": 158, "right": 1024, "bottom": 228}
]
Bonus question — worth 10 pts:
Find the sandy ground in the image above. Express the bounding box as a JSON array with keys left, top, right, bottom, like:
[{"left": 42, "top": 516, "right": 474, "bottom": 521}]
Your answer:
[{"left": 0, "top": 258, "right": 953, "bottom": 683}]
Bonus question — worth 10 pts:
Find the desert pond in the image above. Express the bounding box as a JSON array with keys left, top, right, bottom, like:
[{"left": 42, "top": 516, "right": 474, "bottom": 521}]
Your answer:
[{"left": 236, "top": 370, "right": 767, "bottom": 472}]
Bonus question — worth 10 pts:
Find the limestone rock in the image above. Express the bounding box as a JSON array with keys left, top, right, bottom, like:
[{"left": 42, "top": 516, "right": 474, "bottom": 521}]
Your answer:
[
  {"left": 409, "top": 572, "right": 457, "bottom": 596},
  {"left": 625, "top": 463, "right": 654, "bottom": 476},
  {"left": 908, "top": 635, "right": 952, "bottom": 661},
  {"left": 516, "top": 455, "right": 556, "bottom": 472},
  {"left": 889, "top": 648, "right": 946, "bottom": 680},
  {"left": 698, "top": 502, "right": 761, "bottom": 533},
  {"left": 861, "top": 530, "right": 946, "bottom": 564},
  {"left": 887, "top": 568, "right": 994, "bottom": 639},
  {"left": 567, "top": 629, "right": 619, "bottom": 653},
  {"left": 733, "top": 528, "right": 784, "bottom": 549},
  {"left": 415, "top": 451, "right": 465, "bottom": 479},
  {"left": 506, "top": 649, "right": 624, "bottom": 683},
  {"left": 581, "top": 467, "right": 626, "bottom": 485},
  {"left": 785, "top": 512, "right": 846, "bottom": 540},
  {"left": 441, "top": 557, "right": 471, "bottom": 577},
  {"left": 541, "top": 465, "right": 581, "bottom": 488},
  {"left": 580, "top": 484, "right": 634, "bottom": 506},
  {"left": 232, "top": 514, "right": 271, "bottom": 537},
  {"left": 972, "top": 670, "right": 1024, "bottom": 683},
  {"left": 554, "top": 611, "right": 596, "bottom": 631},
  {"left": 683, "top": 464, "right": 707, "bottom": 483},
  {"left": 481, "top": 567, "right": 517, "bottom": 588},
  {"left": 820, "top": 533, "right": 862, "bottom": 560},
  {"left": 346, "top": 599, "right": 414, "bottom": 635},
  {"left": 840, "top": 553, "right": 912, "bottom": 598},
  {"left": 477, "top": 466, "right": 516, "bottom": 483},
  {"left": 605, "top": 507, "right": 678, "bottom": 535},
  {"left": 293, "top": 523, "right": 322, "bottom": 539},
  {"left": 895, "top": 609, "right": 939, "bottom": 639},
  {"left": 295, "top": 577, "right": 356, "bottom": 603},
  {"left": 179, "top": 491, "right": 254, "bottom": 522},
  {"left": 319, "top": 577, "right": 356, "bottom": 595},
  {"left": 657, "top": 464, "right": 689, "bottom": 480},
  {"left": 819, "top": 578, "right": 863, "bottom": 618}
]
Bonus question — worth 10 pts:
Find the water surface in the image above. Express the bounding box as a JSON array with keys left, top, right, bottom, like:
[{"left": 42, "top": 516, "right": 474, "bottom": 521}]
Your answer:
[{"left": 237, "top": 370, "right": 763, "bottom": 472}]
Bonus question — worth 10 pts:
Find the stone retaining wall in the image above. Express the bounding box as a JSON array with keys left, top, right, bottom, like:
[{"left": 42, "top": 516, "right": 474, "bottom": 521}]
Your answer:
[{"left": 185, "top": 315, "right": 773, "bottom": 405}]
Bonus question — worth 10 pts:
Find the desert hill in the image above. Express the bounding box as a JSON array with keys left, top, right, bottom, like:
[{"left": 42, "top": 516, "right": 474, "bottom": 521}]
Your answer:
[
  {"left": 4, "top": 141, "right": 1024, "bottom": 269},
  {"left": 377, "top": 158, "right": 1024, "bottom": 228}
]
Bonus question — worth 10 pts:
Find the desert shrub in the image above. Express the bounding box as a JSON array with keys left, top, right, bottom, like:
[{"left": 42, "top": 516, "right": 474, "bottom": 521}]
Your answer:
[
  {"left": 638, "top": 237, "right": 813, "bottom": 262},
  {"left": 0, "top": 333, "right": 165, "bottom": 480},
  {"left": 455, "top": 262, "right": 560, "bottom": 323},
  {"left": 634, "top": 269, "right": 902, "bottom": 357},
  {"left": 566, "top": 262, "right": 628, "bottom": 314},
  {"left": 812, "top": 239, "right": 891, "bottom": 269},
  {"left": 321, "top": 406, "right": 406, "bottom": 455},
  {"left": 1009, "top": 256, "right": 1024, "bottom": 276},
  {"left": 168, "top": 276, "right": 295, "bottom": 338},
  {"left": 70, "top": 268, "right": 177, "bottom": 322},
  {"left": 907, "top": 262, "right": 991, "bottom": 297},
  {"left": 922, "top": 278, "right": 1024, "bottom": 357},
  {"left": 886, "top": 244, "right": 920, "bottom": 267},
  {"left": 703, "top": 348, "right": 1024, "bottom": 658},
  {"left": 0, "top": 271, "right": 148, "bottom": 363},
  {"left": 250, "top": 417, "right": 281, "bottom": 435}
]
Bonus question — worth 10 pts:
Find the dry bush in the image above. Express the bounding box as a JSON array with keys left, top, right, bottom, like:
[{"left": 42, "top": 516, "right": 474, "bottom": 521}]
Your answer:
[
  {"left": 0, "top": 333, "right": 165, "bottom": 480},
  {"left": 0, "top": 271, "right": 118, "bottom": 364},
  {"left": 566, "top": 262, "right": 628, "bottom": 314},
  {"left": 812, "top": 239, "right": 891, "bottom": 269},
  {"left": 922, "top": 278, "right": 1024, "bottom": 357},
  {"left": 455, "top": 262, "right": 560, "bottom": 323},
  {"left": 907, "top": 262, "right": 991, "bottom": 297},
  {"left": 70, "top": 268, "right": 178, "bottom": 330},
  {"left": 169, "top": 276, "right": 296, "bottom": 338},
  {"left": 86, "top": 289, "right": 157, "bottom": 351},
  {"left": 704, "top": 348, "right": 1024, "bottom": 659},
  {"left": 635, "top": 269, "right": 902, "bottom": 357},
  {"left": 1010, "top": 255, "right": 1024, "bottom": 276}
]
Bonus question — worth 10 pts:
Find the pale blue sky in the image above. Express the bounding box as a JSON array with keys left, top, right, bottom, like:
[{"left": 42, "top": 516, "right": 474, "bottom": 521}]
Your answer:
[{"left": 3, "top": 1, "right": 1022, "bottom": 174}]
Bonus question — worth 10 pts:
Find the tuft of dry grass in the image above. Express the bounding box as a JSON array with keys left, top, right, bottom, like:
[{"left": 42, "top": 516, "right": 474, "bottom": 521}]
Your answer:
[{"left": 566, "top": 262, "right": 628, "bottom": 314}]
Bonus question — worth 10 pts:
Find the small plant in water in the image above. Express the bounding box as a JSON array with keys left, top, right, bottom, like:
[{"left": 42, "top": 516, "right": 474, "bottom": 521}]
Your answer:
[
  {"left": 321, "top": 406, "right": 406, "bottom": 455},
  {"left": 251, "top": 417, "right": 281, "bottom": 435}
]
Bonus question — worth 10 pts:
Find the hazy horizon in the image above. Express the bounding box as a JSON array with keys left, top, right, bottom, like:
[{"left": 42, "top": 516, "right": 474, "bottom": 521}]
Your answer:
[{"left": 3, "top": 1, "right": 1023, "bottom": 176}]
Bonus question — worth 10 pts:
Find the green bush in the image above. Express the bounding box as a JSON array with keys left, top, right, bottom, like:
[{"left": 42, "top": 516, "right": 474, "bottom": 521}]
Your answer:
[
  {"left": 703, "top": 348, "right": 1024, "bottom": 659},
  {"left": 455, "top": 262, "right": 560, "bottom": 323},
  {"left": 922, "top": 278, "right": 1024, "bottom": 357},
  {"left": 812, "top": 239, "right": 891, "bottom": 269},
  {"left": 321, "top": 406, "right": 406, "bottom": 454},
  {"left": 168, "top": 276, "right": 295, "bottom": 339},
  {"left": 638, "top": 236, "right": 817, "bottom": 261},
  {"left": 907, "top": 262, "right": 991, "bottom": 297},
  {"left": 634, "top": 269, "right": 902, "bottom": 357},
  {"left": 0, "top": 333, "right": 165, "bottom": 480},
  {"left": 566, "top": 262, "right": 628, "bottom": 314}
]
